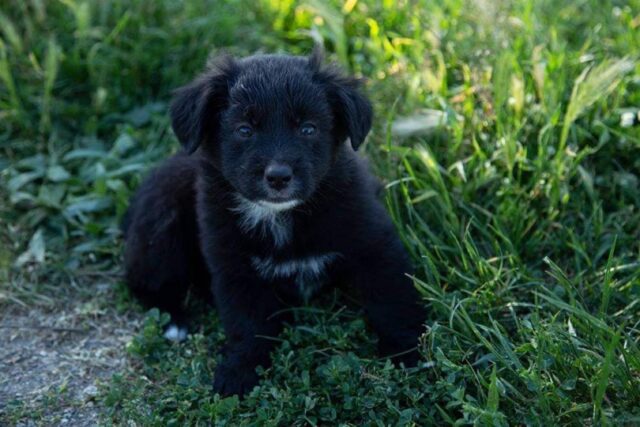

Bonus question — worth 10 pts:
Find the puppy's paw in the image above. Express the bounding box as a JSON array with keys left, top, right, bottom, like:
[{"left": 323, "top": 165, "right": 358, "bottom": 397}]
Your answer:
[
  {"left": 163, "top": 323, "right": 188, "bottom": 342},
  {"left": 390, "top": 349, "right": 421, "bottom": 368},
  {"left": 212, "top": 362, "right": 259, "bottom": 397},
  {"left": 379, "top": 335, "right": 422, "bottom": 367}
]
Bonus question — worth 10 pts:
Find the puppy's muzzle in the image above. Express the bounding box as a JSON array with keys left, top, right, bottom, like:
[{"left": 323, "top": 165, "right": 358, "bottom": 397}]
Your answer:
[{"left": 264, "top": 162, "right": 293, "bottom": 192}]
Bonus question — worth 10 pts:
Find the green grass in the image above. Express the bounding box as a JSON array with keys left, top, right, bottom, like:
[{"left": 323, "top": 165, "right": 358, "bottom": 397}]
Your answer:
[{"left": 1, "top": 0, "right": 640, "bottom": 425}]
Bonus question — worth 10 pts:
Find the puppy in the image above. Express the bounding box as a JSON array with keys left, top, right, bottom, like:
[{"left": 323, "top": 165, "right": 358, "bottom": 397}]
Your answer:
[{"left": 123, "top": 50, "right": 426, "bottom": 397}]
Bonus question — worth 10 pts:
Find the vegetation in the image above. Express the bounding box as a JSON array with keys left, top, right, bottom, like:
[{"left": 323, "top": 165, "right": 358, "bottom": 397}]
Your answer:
[{"left": 1, "top": 0, "right": 639, "bottom": 425}]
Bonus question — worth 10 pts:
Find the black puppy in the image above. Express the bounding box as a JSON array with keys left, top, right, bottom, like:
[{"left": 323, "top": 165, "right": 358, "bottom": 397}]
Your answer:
[{"left": 123, "top": 51, "right": 426, "bottom": 397}]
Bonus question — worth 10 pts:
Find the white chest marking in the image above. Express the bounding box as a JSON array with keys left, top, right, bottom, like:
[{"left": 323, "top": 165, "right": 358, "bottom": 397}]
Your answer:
[
  {"left": 251, "top": 253, "right": 341, "bottom": 301},
  {"left": 231, "top": 194, "right": 301, "bottom": 247}
]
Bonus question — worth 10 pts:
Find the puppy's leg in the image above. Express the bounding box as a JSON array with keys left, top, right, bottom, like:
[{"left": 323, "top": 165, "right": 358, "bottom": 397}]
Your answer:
[
  {"left": 349, "top": 232, "right": 426, "bottom": 366},
  {"left": 123, "top": 154, "right": 210, "bottom": 340},
  {"left": 210, "top": 265, "right": 290, "bottom": 397},
  {"left": 124, "top": 210, "right": 208, "bottom": 340}
]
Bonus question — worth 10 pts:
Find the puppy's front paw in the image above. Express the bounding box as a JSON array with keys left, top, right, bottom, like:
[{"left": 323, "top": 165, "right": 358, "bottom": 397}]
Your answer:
[
  {"left": 379, "top": 332, "right": 423, "bottom": 367},
  {"left": 163, "top": 323, "right": 188, "bottom": 342},
  {"left": 390, "top": 348, "right": 421, "bottom": 367},
  {"left": 212, "top": 362, "right": 259, "bottom": 397}
]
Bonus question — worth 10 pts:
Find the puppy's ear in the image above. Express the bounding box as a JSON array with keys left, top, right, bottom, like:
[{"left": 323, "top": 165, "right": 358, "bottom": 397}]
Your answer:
[
  {"left": 310, "top": 51, "right": 373, "bottom": 150},
  {"left": 170, "top": 55, "right": 237, "bottom": 154}
]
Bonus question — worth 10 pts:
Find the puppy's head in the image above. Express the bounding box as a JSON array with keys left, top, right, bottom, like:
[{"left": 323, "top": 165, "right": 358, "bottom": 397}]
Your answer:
[{"left": 170, "top": 50, "right": 372, "bottom": 208}]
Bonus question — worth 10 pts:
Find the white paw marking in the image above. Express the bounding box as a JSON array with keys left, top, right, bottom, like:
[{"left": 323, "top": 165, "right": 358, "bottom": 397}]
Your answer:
[{"left": 163, "top": 324, "right": 188, "bottom": 342}]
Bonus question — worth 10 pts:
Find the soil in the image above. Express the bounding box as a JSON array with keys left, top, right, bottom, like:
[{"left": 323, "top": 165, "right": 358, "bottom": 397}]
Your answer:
[{"left": 0, "top": 300, "right": 140, "bottom": 426}]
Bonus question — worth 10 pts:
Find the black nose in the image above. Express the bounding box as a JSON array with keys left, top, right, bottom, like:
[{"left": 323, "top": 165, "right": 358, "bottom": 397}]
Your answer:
[{"left": 264, "top": 163, "right": 293, "bottom": 190}]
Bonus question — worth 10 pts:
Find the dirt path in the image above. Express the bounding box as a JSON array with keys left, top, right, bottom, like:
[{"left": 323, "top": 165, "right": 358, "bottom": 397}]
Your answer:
[{"left": 0, "top": 302, "right": 139, "bottom": 426}]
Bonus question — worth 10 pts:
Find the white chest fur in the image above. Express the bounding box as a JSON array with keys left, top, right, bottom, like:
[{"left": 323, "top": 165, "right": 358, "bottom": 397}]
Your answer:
[
  {"left": 231, "top": 194, "right": 301, "bottom": 247},
  {"left": 251, "top": 253, "right": 341, "bottom": 301}
]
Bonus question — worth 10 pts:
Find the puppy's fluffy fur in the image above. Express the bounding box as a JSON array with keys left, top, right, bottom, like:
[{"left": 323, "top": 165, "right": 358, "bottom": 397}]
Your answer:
[{"left": 123, "top": 51, "right": 426, "bottom": 397}]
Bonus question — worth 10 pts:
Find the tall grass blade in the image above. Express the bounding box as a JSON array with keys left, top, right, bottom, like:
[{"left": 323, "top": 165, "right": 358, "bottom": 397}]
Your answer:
[
  {"left": 559, "top": 58, "right": 634, "bottom": 153},
  {"left": 593, "top": 329, "right": 621, "bottom": 425},
  {"left": 40, "top": 38, "right": 61, "bottom": 132},
  {"left": 0, "top": 12, "right": 24, "bottom": 53},
  {"left": 0, "top": 39, "right": 23, "bottom": 115}
]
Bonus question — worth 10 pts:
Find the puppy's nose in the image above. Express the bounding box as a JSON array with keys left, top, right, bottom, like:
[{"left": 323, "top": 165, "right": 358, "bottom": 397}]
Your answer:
[{"left": 264, "top": 163, "right": 293, "bottom": 191}]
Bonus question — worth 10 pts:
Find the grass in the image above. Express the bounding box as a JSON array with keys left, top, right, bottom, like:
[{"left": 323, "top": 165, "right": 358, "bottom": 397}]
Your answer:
[{"left": 1, "top": 0, "right": 639, "bottom": 425}]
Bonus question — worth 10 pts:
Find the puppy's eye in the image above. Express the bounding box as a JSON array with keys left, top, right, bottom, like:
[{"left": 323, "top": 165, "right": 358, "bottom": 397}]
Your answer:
[
  {"left": 236, "top": 125, "right": 253, "bottom": 138},
  {"left": 300, "top": 123, "right": 317, "bottom": 136}
]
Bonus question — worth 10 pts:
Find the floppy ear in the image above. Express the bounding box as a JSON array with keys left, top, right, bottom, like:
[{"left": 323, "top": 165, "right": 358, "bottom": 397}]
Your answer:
[
  {"left": 170, "top": 55, "right": 237, "bottom": 154},
  {"left": 309, "top": 49, "right": 373, "bottom": 150}
]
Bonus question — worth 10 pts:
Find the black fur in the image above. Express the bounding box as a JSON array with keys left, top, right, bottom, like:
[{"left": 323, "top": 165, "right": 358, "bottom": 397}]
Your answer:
[{"left": 123, "top": 51, "right": 426, "bottom": 397}]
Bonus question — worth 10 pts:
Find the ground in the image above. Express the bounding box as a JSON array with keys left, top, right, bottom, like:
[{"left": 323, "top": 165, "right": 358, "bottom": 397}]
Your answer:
[
  {"left": 0, "top": 301, "right": 138, "bottom": 426},
  {"left": 1, "top": 0, "right": 640, "bottom": 425}
]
